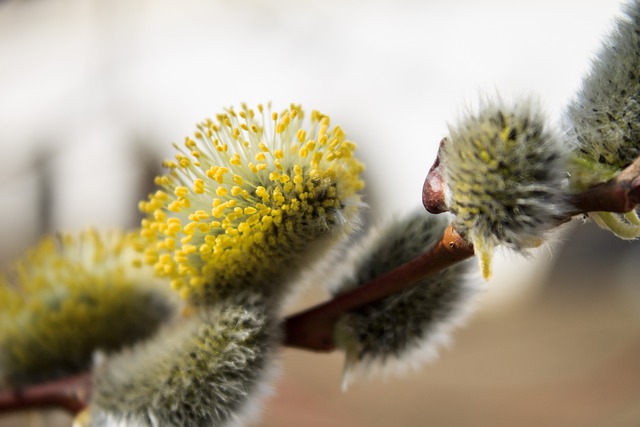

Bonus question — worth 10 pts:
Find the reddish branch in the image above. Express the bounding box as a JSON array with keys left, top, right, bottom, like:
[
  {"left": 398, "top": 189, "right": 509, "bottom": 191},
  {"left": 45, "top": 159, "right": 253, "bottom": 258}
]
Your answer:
[
  {"left": 3, "top": 155, "right": 640, "bottom": 417},
  {"left": 0, "top": 373, "right": 90, "bottom": 415},
  {"left": 284, "top": 224, "right": 473, "bottom": 351},
  {"left": 284, "top": 153, "right": 640, "bottom": 352},
  {"left": 569, "top": 155, "right": 640, "bottom": 214}
]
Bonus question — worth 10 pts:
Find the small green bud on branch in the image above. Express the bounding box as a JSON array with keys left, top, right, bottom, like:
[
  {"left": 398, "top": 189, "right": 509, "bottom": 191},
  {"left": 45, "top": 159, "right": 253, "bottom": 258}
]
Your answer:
[{"left": 569, "top": 145, "right": 640, "bottom": 215}]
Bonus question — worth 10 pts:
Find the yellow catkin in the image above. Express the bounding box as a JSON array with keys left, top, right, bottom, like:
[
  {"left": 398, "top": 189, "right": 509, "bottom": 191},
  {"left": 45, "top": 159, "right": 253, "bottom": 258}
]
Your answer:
[
  {"left": 138, "top": 104, "right": 365, "bottom": 303},
  {"left": 0, "top": 230, "right": 174, "bottom": 387}
]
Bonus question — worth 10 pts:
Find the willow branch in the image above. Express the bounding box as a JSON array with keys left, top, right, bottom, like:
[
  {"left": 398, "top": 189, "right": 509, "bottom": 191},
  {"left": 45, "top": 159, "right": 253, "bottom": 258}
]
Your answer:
[
  {"left": 284, "top": 225, "right": 474, "bottom": 351},
  {"left": 283, "top": 153, "right": 640, "bottom": 352},
  {"left": 569, "top": 155, "right": 640, "bottom": 214},
  {"left": 4, "top": 154, "right": 640, "bottom": 416},
  {"left": 0, "top": 373, "right": 90, "bottom": 415}
]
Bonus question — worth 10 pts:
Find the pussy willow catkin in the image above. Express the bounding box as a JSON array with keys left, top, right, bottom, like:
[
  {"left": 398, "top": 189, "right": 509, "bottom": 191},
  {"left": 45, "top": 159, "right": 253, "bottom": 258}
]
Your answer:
[
  {"left": 0, "top": 230, "right": 174, "bottom": 388},
  {"left": 442, "top": 98, "right": 567, "bottom": 278},
  {"left": 331, "top": 210, "right": 479, "bottom": 389},
  {"left": 565, "top": 0, "right": 640, "bottom": 239},
  {"left": 138, "top": 104, "right": 365, "bottom": 305}
]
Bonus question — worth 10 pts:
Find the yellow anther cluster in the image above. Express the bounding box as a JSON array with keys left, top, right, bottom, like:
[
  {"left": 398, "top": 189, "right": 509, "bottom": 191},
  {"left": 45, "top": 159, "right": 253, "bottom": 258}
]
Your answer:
[
  {"left": 0, "top": 230, "right": 173, "bottom": 386},
  {"left": 138, "top": 104, "right": 365, "bottom": 303}
]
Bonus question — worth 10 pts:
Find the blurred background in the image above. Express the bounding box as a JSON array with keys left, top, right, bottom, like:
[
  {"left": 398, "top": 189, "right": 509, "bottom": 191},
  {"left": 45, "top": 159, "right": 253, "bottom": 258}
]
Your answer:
[{"left": 1, "top": 0, "right": 640, "bottom": 425}]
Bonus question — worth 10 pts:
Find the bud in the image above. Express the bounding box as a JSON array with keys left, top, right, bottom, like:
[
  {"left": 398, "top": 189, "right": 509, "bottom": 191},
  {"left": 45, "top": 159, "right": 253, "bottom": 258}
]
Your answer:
[
  {"left": 0, "top": 230, "right": 174, "bottom": 388},
  {"left": 88, "top": 293, "right": 278, "bottom": 427},
  {"left": 442, "top": 98, "right": 567, "bottom": 278},
  {"left": 565, "top": 0, "right": 640, "bottom": 238},
  {"left": 138, "top": 104, "right": 365, "bottom": 305},
  {"left": 330, "top": 210, "right": 479, "bottom": 389}
]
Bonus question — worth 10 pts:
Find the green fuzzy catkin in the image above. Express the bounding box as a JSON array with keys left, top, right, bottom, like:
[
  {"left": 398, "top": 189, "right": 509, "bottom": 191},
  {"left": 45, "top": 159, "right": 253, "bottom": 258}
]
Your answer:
[
  {"left": 565, "top": 0, "right": 640, "bottom": 239},
  {"left": 566, "top": 0, "right": 640, "bottom": 189},
  {"left": 0, "top": 230, "right": 175, "bottom": 388},
  {"left": 331, "top": 211, "right": 478, "bottom": 389},
  {"left": 442, "top": 98, "right": 567, "bottom": 278},
  {"left": 89, "top": 293, "right": 278, "bottom": 427}
]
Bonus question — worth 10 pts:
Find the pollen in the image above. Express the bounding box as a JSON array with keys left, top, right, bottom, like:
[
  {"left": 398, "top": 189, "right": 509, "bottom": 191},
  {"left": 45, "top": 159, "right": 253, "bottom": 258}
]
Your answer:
[
  {"left": 0, "top": 230, "right": 173, "bottom": 386},
  {"left": 193, "top": 179, "right": 205, "bottom": 195},
  {"left": 138, "top": 104, "right": 365, "bottom": 305}
]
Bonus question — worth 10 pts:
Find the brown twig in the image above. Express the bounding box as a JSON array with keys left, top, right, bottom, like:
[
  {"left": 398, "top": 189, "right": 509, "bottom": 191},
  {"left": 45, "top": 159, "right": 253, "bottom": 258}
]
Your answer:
[
  {"left": 284, "top": 225, "right": 474, "bottom": 351},
  {"left": 284, "top": 154, "right": 640, "bottom": 351},
  {"left": 568, "top": 155, "right": 640, "bottom": 214},
  {"left": 0, "top": 373, "right": 90, "bottom": 415}
]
